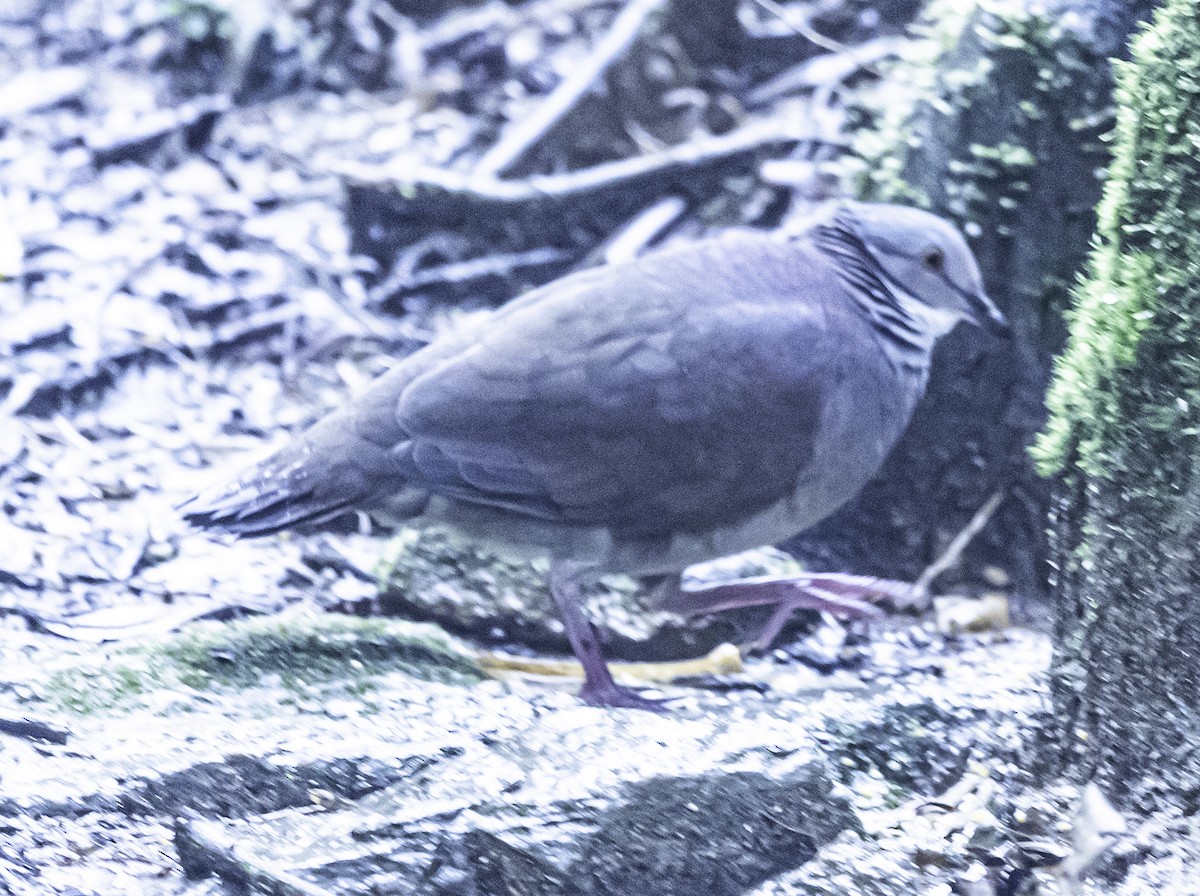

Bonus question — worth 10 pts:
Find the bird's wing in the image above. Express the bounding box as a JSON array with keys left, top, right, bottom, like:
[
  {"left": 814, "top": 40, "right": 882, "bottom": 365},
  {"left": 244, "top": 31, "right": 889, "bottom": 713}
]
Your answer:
[
  {"left": 397, "top": 233, "right": 846, "bottom": 539},
  {"left": 178, "top": 264, "right": 640, "bottom": 535}
]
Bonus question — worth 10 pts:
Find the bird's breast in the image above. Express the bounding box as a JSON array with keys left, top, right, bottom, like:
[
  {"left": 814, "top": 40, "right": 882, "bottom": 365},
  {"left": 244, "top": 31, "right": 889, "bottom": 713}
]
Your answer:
[{"left": 605, "top": 354, "right": 927, "bottom": 576}]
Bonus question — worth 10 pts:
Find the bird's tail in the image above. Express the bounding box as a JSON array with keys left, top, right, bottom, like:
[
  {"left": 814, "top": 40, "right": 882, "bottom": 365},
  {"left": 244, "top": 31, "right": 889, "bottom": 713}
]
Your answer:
[
  {"left": 179, "top": 446, "right": 353, "bottom": 537},
  {"left": 180, "top": 400, "right": 418, "bottom": 537}
]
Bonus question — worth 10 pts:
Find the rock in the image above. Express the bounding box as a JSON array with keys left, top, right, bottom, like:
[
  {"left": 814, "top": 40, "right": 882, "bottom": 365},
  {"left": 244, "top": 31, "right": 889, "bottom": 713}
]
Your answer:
[
  {"left": 0, "top": 611, "right": 1051, "bottom": 895},
  {"left": 378, "top": 528, "right": 809, "bottom": 660},
  {"left": 1034, "top": 0, "right": 1200, "bottom": 802},
  {"left": 190, "top": 760, "right": 857, "bottom": 896}
]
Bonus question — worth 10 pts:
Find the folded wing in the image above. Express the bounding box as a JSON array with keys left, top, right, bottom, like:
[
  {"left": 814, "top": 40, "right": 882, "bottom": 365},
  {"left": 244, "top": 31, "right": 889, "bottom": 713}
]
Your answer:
[
  {"left": 184, "top": 232, "right": 846, "bottom": 540},
  {"left": 397, "top": 233, "right": 842, "bottom": 540}
]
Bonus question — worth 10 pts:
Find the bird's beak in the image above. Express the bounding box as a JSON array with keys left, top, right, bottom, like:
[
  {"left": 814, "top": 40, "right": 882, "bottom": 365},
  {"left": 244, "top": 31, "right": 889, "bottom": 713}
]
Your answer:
[{"left": 973, "top": 292, "right": 1010, "bottom": 337}]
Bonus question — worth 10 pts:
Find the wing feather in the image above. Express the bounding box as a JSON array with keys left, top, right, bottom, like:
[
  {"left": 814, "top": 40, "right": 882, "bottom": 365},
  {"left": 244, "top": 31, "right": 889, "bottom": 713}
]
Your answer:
[{"left": 397, "top": 233, "right": 845, "bottom": 539}]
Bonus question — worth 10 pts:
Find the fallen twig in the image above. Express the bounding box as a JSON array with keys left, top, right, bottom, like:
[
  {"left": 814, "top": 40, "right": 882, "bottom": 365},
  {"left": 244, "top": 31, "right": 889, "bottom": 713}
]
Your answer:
[
  {"left": 20, "top": 598, "right": 264, "bottom": 642},
  {"left": 339, "top": 120, "right": 833, "bottom": 207},
  {"left": 746, "top": 35, "right": 904, "bottom": 108},
  {"left": 418, "top": 0, "right": 603, "bottom": 57},
  {"left": 183, "top": 305, "right": 307, "bottom": 356},
  {"left": 748, "top": 0, "right": 850, "bottom": 55},
  {"left": 593, "top": 195, "right": 689, "bottom": 265},
  {"left": 914, "top": 488, "right": 1008, "bottom": 596},
  {"left": 366, "top": 246, "right": 573, "bottom": 308},
  {"left": 478, "top": 642, "right": 742, "bottom": 683},
  {"left": 474, "top": 0, "right": 671, "bottom": 177},
  {"left": 89, "top": 95, "right": 230, "bottom": 167}
]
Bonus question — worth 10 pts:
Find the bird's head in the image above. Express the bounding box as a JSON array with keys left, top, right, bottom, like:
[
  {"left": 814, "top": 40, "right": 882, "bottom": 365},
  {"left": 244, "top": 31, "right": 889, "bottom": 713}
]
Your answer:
[{"left": 831, "top": 201, "right": 1008, "bottom": 336}]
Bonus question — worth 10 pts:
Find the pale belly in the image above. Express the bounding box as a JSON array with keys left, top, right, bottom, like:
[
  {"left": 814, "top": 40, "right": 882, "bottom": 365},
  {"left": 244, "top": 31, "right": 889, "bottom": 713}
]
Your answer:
[{"left": 607, "top": 396, "right": 905, "bottom": 574}]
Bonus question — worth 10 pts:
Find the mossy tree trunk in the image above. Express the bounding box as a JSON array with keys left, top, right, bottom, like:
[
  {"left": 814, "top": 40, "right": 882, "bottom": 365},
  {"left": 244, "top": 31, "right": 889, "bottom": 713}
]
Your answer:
[{"left": 1035, "top": 0, "right": 1200, "bottom": 793}]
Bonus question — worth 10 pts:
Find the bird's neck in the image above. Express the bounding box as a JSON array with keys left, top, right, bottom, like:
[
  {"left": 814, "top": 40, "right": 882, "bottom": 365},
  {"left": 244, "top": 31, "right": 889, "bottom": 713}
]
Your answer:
[
  {"left": 887, "top": 283, "right": 963, "bottom": 347},
  {"left": 812, "top": 221, "right": 941, "bottom": 378}
]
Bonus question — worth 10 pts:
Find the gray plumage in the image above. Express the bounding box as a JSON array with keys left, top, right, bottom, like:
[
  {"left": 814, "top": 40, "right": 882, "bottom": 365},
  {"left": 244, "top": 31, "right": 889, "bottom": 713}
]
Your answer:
[{"left": 183, "top": 201, "right": 1004, "bottom": 708}]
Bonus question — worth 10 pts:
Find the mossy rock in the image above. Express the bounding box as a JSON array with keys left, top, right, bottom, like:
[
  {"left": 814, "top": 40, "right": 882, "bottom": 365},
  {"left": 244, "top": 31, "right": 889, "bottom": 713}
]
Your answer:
[
  {"left": 377, "top": 528, "right": 808, "bottom": 661},
  {"left": 1037, "top": 0, "right": 1200, "bottom": 792},
  {"left": 1034, "top": 0, "right": 1199, "bottom": 476},
  {"left": 43, "top": 613, "right": 480, "bottom": 715}
]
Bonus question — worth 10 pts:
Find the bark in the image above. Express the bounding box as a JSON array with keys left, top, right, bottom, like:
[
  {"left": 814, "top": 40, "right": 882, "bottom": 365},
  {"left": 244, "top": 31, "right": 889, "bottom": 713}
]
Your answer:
[{"left": 1036, "top": 0, "right": 1200, "bottom": 795}]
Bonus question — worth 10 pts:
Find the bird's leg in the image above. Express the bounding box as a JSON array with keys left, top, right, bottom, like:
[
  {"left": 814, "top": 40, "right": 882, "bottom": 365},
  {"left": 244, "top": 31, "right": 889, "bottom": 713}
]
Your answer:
[
  {"left": 548, "top": 561, "right": 670, "bottom": 711},
  {"left": 662, "top": 573, "right": 918, "bottom": 652}
]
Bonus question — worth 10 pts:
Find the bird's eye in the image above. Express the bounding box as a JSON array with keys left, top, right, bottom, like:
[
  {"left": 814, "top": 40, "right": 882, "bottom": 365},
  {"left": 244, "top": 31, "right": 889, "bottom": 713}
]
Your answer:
[{"left": 922, "top": 247, "right": 945, "bottom": 271}]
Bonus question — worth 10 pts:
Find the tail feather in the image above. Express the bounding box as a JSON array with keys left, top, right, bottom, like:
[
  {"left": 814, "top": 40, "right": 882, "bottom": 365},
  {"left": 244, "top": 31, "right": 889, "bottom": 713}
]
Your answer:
[
  {"left": 181, "top": 418, "right": 392, "bottom": 537},
  {"left": 182, "top": 345, "right": 433, "bottom": 539},
  {"left": 180, "top": 452, "right": 366, "bottom": 536},
  {"left": 180, "top": 485, "right": 358, "bottom": 537}
]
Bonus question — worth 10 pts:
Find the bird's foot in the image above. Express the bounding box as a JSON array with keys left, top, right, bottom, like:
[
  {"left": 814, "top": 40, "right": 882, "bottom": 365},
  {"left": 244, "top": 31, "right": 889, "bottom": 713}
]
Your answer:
[
  {"left": 666, "top": 572, "right": 917, "bottom": 617},
  {"left": 664, "top": 572, "right": 920, "bottom": 652},
  {"left": 577, "top": 681, "right": 672, "bottom": 712},
  {"left": 551, "top": 561, "right": 675, "bottom": 712}
]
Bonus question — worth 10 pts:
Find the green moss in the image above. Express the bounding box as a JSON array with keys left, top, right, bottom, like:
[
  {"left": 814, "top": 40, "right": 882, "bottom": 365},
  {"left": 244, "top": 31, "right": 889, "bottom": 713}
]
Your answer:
[
  {"left": 1039, "top": 0, "right": 1200, "bottom": 785},
  {"left": 1035, "top": 0, "right": 1200, "bottom": 475},
  {"left": 163, "top": 614, "right": 480, "bottom": 688},
  {"left": 853, "top": 1, "right": 1102, "bottom": 218},
  {"left": 44, "top": 614, "right": 480, "bottom": 716},
  {"left": 47, "top": 658, "right": 166, "bottom": 715}
]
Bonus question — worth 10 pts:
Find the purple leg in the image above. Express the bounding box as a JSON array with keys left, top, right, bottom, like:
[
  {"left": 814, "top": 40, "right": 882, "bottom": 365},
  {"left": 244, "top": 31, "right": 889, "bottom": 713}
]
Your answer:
[
  {"left": 661, "top": 573, "right": 920, "bottom": 651},
  {"left": 549, "top": 562, "right": 670, "bottom": 711}
]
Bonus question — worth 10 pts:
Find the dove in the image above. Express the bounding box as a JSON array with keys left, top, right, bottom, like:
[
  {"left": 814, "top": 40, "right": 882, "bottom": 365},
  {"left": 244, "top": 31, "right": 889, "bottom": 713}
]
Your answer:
[{"left": 182, "top": 201, "right": 1006, "bottom": 709}]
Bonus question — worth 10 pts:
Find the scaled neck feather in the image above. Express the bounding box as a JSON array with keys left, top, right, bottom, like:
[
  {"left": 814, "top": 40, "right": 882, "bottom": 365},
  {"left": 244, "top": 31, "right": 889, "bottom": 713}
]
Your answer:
[{"left": 811, "top": 209, "right": 939, "bottom": 375}]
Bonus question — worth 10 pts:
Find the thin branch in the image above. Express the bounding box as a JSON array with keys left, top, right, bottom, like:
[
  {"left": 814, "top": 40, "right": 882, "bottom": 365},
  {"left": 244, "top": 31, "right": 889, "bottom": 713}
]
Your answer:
[
  {"left": 915, "top": 488, "right": 1008, "bottom": 595},
  {"left": 367, "top": 246, "right": 572, "bottom": 308},
  {"left": 474, "top": 0, "right": 671, "bottom": 177},
  {"left": 419, "top": 0, "right": 604, "bottom": 57},
  {"left": 478, "top": 643, "right": 742, "bottom": 684},
  {"left": 594, "top": 195, "right": 688, "bottom": 265},
  {"left": 746, "top": 35, "right": 904, "bottom": 108},
  {"left": 748, "top": 0, "right": 849, "bottom": 55},
  {"left": 339, "top": 120, "right": 835, "bottom": 206}
]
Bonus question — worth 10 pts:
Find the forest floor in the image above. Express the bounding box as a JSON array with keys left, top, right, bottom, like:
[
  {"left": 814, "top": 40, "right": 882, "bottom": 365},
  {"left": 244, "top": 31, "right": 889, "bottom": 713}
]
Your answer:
[{"left": 0, "top": 1, "right": 1189, "bottom": 894}]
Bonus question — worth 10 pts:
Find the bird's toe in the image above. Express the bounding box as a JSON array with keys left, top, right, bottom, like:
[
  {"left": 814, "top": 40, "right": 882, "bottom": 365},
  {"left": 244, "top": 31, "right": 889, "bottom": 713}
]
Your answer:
[{"left": 577, "top": 682, "right": 673, "bottom": 712}]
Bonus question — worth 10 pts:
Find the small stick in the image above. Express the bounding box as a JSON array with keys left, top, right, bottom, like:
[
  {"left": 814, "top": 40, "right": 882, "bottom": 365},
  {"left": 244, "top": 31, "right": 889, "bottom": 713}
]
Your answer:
[
  {"left": 595, "top": 195, "right": 688, "bottom": 265},
  {"left": 366, "top": 246, "right": 572, "bottom": 308},
  {"left": 339, "top": 121, "right": 831, "bottom": 206},
  {"left": 475, "top": 0, "right": 671, "bottom": 178},
  {"left": 746, "top": 35, "right": 903, "bottom": 108},
  {"left": 748, "top": 0, "right": 850, "bottom": 56},
  {"left": 478, "top": 642, "right": 742, "bottom": 683},
  {"left": 914, "top": 488, "right": 1007, "bottom": 596}
]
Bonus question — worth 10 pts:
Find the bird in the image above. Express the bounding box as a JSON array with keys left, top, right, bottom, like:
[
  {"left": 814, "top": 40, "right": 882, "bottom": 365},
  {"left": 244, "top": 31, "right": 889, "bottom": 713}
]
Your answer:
[{"left": 181, "top": 200, "right": 1006, "bottom": 710}]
